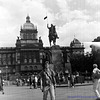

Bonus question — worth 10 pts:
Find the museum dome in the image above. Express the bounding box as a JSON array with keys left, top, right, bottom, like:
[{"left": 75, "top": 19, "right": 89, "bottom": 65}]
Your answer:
[
  {"left": 72, "top": 38, "right": 81, "bottom": 44},
  {"left": 70, "top": 38, "right": 81, "bottom": 47},
  {"left": 23, "top": 15, "right": 37, "bottom": 30}
]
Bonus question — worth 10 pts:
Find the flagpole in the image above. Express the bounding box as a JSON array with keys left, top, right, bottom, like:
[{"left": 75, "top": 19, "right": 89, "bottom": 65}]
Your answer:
[{"left": 46, "top": 12, "right": 48, "bottom": 25}]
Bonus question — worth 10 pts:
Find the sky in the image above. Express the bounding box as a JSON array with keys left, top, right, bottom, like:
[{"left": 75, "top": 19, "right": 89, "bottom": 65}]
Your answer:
[{"left": 0, "top": 0, "right": 100, "bottom": 53}]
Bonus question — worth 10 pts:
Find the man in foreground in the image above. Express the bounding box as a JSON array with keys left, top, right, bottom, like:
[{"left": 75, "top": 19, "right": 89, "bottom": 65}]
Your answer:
[{"left": 40, "top": 61, "right": 56, "bottom": 100}]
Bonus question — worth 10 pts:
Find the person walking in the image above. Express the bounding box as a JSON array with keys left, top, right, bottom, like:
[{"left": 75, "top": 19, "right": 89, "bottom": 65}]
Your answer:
[
  {"left": 71, "top": 74, "right": 75, "bottom": 88},
  {"left": 40, "top": 61, "right": 56, "bottom": 100},
  {"left": 92, "top": 64, "right": 100, "bottom": 100},
  {"left": 0, "top": 76, "right": 4, "bottom": 94},
  {"left": 34, "top": 75, "right": 38, "bottom": 89},
  {"left": 67, "top": 73, "right": 71, "bottom": 87},
  {"left": 29, "top": 75, "right": 32, "bottom": 89},
  {"left": 32, "top": 75, "right": 35, "bottom": 89}
]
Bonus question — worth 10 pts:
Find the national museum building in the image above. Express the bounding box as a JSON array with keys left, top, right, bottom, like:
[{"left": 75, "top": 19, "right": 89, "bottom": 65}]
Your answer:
[{"left": 0, "top": 16, "right": 84, "bottom": 78}]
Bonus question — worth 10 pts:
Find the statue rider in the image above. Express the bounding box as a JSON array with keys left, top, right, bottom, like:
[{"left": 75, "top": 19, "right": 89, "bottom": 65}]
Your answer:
[
  {"left": 47, "top": 24, "right": 59, "bottom": 46},
  {"left": 47, "top": 24, "right": 59, "bottom": 38}
]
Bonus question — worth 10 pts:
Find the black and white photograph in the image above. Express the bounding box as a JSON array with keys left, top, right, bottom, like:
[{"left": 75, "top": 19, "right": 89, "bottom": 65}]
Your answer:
[{"left": 0, "top": 0, "right": 100, "bottom": 100}]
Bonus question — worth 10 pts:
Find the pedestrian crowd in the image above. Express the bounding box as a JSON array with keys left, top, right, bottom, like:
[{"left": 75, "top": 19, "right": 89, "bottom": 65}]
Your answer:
[
  {"left": 0, "top": 62, "right": 98, "bottom": 100},
  {"left": 16, "top": 74, "right": 38, "bottom": 89}
]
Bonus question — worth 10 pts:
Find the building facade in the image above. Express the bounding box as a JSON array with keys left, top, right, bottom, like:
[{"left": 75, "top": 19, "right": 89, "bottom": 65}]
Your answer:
[
  {"left": 70, "top": 38, "right": 84, "bottom": 55},
  {"left": 0, "top": 16, "right": 44, "bottom": 79},
  {"left": 0, "top": 16, "right": 85, "bottom": 79},
  {"left": 0, "top": 47, "right": 16, "bottom": 75},
  {"left": 15, "top": 15, "right": 43, "bottom": 76}
]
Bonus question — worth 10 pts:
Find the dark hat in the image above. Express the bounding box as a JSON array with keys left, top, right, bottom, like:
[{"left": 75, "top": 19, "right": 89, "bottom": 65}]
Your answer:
[
  {"left": 45, "top": 61, "right": 49, "bottom": 64},
  {"left": 93, "top": 64, "right": 98, "bottom": 68}
]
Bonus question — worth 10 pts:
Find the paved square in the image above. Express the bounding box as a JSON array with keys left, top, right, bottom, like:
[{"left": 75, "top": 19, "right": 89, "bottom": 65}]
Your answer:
[{"left": 0, "top": 84, "right": 96, "bottom": 100}]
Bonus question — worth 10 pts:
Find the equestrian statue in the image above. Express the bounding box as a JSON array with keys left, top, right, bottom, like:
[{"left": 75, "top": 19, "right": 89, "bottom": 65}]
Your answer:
[{"left": 47, "top": 24, "right": 59, "bottom": 46}]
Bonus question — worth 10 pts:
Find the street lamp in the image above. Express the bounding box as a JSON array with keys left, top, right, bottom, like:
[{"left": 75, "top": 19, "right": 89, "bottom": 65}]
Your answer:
[
  {"left": 6, "top": 66, "right": 8, "bottom": 82},
  {"left": 0, "top": 70, "right": 1, "bottom": 77}
]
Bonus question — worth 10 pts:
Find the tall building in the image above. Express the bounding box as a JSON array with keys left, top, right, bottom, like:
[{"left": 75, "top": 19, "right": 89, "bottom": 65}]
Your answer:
[
  {"left": 0, "top": 16, "right": 44, "bottom": 79},
  {"left": 15, "top": 15, "right": 43, "bottom": 76}
]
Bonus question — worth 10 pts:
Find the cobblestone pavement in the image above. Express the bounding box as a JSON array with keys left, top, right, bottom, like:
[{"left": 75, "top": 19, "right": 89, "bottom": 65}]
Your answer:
[{"left": 0, "top": 84, "right": 96, "bottom": 100}]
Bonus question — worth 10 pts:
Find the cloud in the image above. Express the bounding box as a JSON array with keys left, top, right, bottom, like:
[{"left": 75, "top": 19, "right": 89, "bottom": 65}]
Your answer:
[
  {"left": 51, "top": 0, "right": 100, "bottom": 54},
  {"left": 57, "top": 20, "right": 100, "bottom": 47},
  {"left": 86, "top": 0, "right": 100, "bottom": 6},
  {"left": 55, "top": 0, "right": 91, "bottom": 24},
  {"left": 94, "top": 11, "right": 100, "bottom": 21},
  {"left": 0, "top": 0, "right": 99, "bottom": 54},
  {"left": 56, "top": 0, "right": 69, "bottom": 22},
  {"left": 70, "top": 10, "right": 91, "bottom": 21},
  {"left": 0, "top": 0, "right": 48, "bottom": 46}
]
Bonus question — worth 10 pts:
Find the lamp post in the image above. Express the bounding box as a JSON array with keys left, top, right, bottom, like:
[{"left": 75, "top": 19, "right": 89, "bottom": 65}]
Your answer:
[
  {"left": 0, "top": 70, "right": 2, "bottom": 84},
  {"left": 6, "top": 66, "right": 8, "bottom": 82},
  {"left": 0, "top": 70, "right": 1, "bottom": 76}
]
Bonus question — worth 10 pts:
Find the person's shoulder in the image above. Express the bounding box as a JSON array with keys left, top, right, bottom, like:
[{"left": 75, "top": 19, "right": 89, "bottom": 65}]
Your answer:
[
  {"left": 93, "top": 68, "right": 97, "bottom": 72},
  {"left": 39, "top": 70, "right": 44, "bottom": 76},
  {"left": 50, "top": 69, "right": 55, "bottom": 75},
  {"left": 50, "top": 68, "right": 54, "bottom": 72}
]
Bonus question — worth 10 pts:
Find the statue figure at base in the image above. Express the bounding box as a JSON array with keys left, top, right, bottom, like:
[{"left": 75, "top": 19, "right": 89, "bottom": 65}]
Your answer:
[{"left": 47, "top": 24, "right": 59, "bottom": 46}]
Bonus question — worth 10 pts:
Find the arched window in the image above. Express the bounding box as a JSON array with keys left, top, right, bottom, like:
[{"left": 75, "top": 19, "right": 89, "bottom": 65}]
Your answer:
[
  {"left": 30, "top": 66, "right": 33, "bottom": 70},
  {"left": 34, "top": 66, "right": 37, "bottom": 70}
]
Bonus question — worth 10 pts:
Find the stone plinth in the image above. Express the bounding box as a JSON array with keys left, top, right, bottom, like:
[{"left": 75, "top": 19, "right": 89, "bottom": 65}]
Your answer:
[{"left": 51, "top": 45, "right": 63, "bottom": 72}]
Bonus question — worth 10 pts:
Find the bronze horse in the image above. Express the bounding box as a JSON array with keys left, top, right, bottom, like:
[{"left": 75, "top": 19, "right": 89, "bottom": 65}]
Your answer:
[{"left": 47, "top": 24, "right": 59, "bottom": 46}]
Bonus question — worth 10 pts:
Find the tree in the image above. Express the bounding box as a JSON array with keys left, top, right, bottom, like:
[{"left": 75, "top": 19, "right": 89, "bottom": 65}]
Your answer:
[{"left": 92, "top": 36, "right": 100, "bottom": 42}]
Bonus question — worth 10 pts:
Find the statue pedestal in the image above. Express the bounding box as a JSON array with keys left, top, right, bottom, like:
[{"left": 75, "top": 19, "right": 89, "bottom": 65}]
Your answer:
[{"left": 50, "top": 45, "right": 63, "bottom": 72}]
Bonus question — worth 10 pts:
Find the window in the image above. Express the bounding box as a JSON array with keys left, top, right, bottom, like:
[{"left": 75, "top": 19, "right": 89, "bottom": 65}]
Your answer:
[
  {"left": 18, "top": 60, "right": 20, "bottom": 64},
  {"left": 34, "top": 66, "right": 37, "bottom": 70},
  {"left": 29, "top": 59, "right": 32, "bottom": 63},
  {"left": 34, "top": 59, "right": 36, "bottom": 63},
  {"left": 24, "top": 66, "right": 28, "bottom": 70},
  {"left": 40, "top": 53, "right": 43, "bottom": 59},
  {"left": 24, "top": 59, "right": 27, "bottom": 63},
  {"left": 0, "top": 54, "right": 1, "bottom": 58},
  {"left": 0, "top": 58, "right": 1, "bottom": 65},
  {"left": 30, "top": 66, "right": 33, "bottom": 70},
  {"left": 40, "top": 59, "right": 42, "bottom": 63}
]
